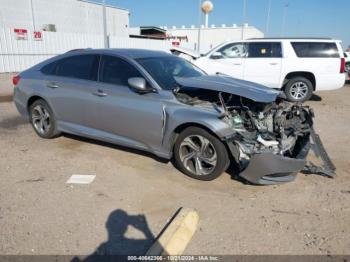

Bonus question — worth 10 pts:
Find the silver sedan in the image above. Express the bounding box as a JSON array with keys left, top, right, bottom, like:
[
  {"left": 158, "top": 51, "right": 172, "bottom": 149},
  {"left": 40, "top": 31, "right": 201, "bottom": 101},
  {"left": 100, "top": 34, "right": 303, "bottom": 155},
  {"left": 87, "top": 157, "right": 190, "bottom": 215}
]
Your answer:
[{"left": 13, "top": 49, "right": 327, "bottom": 184}]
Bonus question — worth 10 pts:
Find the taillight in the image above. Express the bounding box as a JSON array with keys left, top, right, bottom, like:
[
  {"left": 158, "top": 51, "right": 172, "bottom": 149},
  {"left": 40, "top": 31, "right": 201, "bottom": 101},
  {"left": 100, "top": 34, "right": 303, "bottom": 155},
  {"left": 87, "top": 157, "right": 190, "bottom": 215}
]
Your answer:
[
  {"left": 340, "top": 58, "right": 345, "bottom": 73},
  {"left": 12, "top": 75, "right": 20, "bottom": 86}
]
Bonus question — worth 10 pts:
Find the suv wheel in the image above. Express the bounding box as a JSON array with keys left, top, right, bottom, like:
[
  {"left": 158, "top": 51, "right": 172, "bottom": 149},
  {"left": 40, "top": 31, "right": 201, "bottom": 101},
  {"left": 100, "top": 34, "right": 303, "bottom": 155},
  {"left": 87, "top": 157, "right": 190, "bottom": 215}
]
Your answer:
[
  {"left": 345, "top": 62, "right": 350, "bottom": 73},
  {"left": 174, "top": 127, "right": 230, "bottom": 181},
  {"left": 29, "top": 99, "right": 60, "bottom": 139},
  {"left": 284, "top": 77, "right": 313, "bottom": 102}
]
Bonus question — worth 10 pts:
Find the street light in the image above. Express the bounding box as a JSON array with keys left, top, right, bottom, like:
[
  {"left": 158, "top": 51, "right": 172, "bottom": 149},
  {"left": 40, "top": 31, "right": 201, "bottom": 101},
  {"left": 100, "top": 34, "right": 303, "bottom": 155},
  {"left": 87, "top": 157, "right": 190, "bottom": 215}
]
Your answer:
[
  {"left": 102, "top": 0, "right": 108, "bottom": 48},
  {"left": 30, "top": 0, "right": 36, "bottom": 31},
  {"left": 197, "top": 0, "right": 202, "bottom": 52}
]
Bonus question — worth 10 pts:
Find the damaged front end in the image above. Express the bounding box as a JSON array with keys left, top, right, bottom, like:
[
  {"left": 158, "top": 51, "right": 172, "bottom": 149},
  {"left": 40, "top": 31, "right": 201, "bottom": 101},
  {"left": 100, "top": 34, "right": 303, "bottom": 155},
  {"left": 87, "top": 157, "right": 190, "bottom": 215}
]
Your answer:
[
  {"left": 223, "top": 99, "right": 313, "bottom": 185},
  {"left": 174, "top": 76, "right": 336, "bottom": 185}
]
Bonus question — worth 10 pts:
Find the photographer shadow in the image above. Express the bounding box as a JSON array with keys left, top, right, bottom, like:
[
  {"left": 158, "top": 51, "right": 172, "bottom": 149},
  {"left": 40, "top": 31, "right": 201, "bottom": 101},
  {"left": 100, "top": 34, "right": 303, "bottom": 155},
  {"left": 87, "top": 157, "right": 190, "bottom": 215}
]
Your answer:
[{"left": 72, "top": 209, "right": 156, "bottom": 262}]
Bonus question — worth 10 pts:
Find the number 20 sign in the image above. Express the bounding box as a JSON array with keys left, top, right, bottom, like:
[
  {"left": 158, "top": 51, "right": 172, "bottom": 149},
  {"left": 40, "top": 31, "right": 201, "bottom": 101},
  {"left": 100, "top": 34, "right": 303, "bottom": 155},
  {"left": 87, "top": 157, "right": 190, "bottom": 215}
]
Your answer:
[{"left": 34, "top": 31, "right": 43, "bottom": 41}]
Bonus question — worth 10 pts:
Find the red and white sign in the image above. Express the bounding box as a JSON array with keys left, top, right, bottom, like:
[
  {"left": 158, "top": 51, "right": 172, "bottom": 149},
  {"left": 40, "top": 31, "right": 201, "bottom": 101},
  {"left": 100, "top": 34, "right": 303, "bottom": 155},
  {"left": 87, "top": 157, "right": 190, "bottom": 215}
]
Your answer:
[
  {"left": 172, "top": 40, "right": 180, "bottom": 47},
  {"left": 33, "top": 31, "right": 43, "bottom": 41},
  {"left": 14, "top": 28, "right": 28, "bottom": 40}
]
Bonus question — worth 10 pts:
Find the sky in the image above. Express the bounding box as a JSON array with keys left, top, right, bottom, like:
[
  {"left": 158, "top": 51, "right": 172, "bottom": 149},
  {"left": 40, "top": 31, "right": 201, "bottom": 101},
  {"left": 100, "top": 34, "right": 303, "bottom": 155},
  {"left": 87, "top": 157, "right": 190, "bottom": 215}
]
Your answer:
[{"left": 100, "top": 0, "right": 349, "bottom": 49}]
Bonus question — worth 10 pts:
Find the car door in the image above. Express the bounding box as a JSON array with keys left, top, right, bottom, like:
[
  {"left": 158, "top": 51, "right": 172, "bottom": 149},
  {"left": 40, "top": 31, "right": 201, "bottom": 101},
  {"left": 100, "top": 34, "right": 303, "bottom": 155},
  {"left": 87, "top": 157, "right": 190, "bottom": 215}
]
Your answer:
[
  {"left": 89, "top": 55, "right": 164, "bottom": 150},
  {"left": 198, "top": 42, "right": 247, "bottom": 79},
  {"left": 244, "top": 42, "right": 282, "bottom": 88},
  {"left": 43, "top": 54, "right": 100, "bottom": 128}
]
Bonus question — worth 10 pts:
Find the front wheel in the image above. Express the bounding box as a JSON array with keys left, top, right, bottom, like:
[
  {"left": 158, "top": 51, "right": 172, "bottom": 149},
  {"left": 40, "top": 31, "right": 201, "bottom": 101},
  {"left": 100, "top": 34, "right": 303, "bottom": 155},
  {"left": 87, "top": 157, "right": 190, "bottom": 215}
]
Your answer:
[
  {"left": 173, "top": 127, "right": 230, "bottom": 181},
  {"left": 284, "top": 77, "right": 313, "bottom": 102}
]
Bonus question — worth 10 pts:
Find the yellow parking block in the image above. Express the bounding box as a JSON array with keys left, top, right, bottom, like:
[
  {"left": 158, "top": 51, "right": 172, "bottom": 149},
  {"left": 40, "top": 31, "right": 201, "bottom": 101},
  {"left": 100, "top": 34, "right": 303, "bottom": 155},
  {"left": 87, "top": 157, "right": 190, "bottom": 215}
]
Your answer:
[{"left": 146, "top": 208, "right": 199, "bottom": 256}]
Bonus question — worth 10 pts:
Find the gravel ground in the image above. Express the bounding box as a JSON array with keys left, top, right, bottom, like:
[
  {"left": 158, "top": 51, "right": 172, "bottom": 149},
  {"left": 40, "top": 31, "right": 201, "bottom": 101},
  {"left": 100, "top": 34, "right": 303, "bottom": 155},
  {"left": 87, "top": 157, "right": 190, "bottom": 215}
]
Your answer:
[{"left": 0, "top": 73, "right": 349, "bottom": 255}]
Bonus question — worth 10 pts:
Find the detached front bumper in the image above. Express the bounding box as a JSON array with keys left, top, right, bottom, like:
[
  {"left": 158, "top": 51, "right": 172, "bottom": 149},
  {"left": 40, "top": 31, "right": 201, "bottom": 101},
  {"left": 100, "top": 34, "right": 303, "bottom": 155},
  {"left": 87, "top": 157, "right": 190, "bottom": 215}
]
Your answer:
[
  {"left": 239, "top": 153, "right": 306, "bottom": 185},
  {"left": 233, "top": 126, "right": 336, "bottom": 185}
]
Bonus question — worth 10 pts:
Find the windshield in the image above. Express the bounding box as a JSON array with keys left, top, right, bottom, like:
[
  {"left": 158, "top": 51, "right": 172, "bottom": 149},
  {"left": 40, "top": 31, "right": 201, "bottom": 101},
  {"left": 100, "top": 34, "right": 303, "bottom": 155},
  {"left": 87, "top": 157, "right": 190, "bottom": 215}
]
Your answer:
[{"left": 136, "top": 56, "right": 206, "bottom": 90}]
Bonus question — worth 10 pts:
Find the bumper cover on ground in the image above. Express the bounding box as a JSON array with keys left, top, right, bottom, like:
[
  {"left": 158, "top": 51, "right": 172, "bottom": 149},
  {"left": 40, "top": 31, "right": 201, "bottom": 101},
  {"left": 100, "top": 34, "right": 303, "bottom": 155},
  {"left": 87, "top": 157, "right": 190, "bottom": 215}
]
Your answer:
[{"left": 239, "top": 153, "right": 307, "bottom": 185}]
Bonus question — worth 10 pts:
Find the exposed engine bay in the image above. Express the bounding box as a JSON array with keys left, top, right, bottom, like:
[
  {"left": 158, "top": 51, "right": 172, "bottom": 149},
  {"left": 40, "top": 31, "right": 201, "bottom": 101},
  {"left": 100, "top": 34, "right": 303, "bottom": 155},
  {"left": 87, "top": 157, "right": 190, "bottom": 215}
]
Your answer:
[{"left": 174, "top": 86, "right": 335, "bottom": 184}]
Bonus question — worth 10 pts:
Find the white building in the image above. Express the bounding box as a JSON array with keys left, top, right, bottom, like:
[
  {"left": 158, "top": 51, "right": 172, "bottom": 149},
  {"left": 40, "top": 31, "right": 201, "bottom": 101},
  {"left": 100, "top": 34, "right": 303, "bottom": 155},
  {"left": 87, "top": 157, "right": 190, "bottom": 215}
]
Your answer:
[
  {"left": 0, "top": 0, "right": 130, "bottom": 36},
  {"left": 165, "top": 24, "right": 264, "bottom": 52}
]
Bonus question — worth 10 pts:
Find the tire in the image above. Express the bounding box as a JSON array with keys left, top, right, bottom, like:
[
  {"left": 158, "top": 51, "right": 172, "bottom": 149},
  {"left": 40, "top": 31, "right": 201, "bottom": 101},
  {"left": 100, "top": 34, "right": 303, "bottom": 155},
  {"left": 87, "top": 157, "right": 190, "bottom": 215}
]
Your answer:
[
  {"left": 173, "top": 127, "right": 230, "bottom": 181},
  {"left": 284, "top": 77, "right": 313, "bottom": 102},
  {"left": 345, "top": 62, "right": 350, "bottom": 73},
  {"left": 29, "top": 99, "right": 60, "bottom": 139}
]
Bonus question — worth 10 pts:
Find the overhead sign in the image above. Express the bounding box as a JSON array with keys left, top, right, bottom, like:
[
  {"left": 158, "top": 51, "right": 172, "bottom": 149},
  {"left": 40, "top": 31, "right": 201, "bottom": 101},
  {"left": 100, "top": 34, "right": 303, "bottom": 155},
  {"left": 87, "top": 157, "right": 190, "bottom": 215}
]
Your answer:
[
  {"left": 33, "top": 31, "right": 43, "bottom": 41},
  {"left": 14, "top": 29, "right": 28, "bottom": 40}
]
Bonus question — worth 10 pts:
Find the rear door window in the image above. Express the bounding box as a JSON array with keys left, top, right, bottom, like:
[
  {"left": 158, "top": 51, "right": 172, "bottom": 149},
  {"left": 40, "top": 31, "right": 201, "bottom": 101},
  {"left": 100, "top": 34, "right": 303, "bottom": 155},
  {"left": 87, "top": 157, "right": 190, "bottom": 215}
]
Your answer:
[
  {"left": 291, "top": 42, "right": 339, "bottom": 58},
  {"left": 41, "top": 61, "right": 58, "bottom": 75},
  {"left": 100, "top": 55, "right": 142, "bottom": 86},
  {"left": 54, "top": 55, "right": 99, "bottom": 80},
  {"left": 248, "top": 42, "right": 282, "bottom": 58}
]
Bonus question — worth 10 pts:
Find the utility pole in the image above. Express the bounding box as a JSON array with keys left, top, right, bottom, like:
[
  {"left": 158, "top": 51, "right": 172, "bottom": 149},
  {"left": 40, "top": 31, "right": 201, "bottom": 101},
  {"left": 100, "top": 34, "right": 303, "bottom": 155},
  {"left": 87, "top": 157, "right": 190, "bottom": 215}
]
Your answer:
[
  {"left": 102, "top": 0, "right": 108, "bottom": 48},
  {"left": 265, "top": 0, "right": 271, "bottom": 35},
  {"left": 241, "top": 0, "right": 246, "bottom": 40},
  {"left": 197, "top": 0, "right": 202, "bottom": 52},
  {"left": 281, "top": 3, "right": 289, "bottom": 37},
  {"left": 30, "top": 0, "right": 36, "bottom": 31}
]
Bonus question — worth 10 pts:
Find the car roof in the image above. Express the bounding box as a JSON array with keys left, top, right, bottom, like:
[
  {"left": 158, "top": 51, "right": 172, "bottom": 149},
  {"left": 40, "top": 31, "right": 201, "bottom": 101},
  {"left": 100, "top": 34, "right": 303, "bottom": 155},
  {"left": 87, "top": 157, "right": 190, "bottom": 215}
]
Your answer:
[
  {"left": 245, "top": 38, "right": 341, "bottom": 42},
  {"left": 248, "top": 37, "right": 333, "bottom": 40},
  {"left": 66, "top": 48, "right": 173, "bottom": 59}
]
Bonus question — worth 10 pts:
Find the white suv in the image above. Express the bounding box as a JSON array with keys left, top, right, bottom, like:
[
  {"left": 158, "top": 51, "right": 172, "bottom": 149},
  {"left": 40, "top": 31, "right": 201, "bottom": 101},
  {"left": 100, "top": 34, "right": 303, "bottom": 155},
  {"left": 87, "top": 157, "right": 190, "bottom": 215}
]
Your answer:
[{"left": 172, "top": 38, "right": 346, "bottom": 102}]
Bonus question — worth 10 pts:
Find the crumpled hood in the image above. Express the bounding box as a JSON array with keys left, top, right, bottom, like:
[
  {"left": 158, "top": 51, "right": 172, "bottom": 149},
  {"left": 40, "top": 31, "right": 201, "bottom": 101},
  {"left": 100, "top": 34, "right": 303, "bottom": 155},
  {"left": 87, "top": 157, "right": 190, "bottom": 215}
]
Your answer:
[{"left": 174, "top": 75, "right": 281, "bottom": 103}]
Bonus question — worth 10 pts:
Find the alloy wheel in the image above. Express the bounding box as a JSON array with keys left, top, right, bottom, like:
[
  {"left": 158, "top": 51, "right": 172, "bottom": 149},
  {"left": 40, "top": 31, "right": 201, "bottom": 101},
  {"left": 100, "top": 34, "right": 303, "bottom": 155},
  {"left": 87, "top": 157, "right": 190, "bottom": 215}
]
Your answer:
[
  {"left": 289, "top": 81, "right": 309, "bottom": 100},
  {"left": 31, "top": 105, "right": 51, "bottom": 135},
  {"left": 346, "top": 63, "right": 350, "bottom": 73},
  {"left": 179, "top": 135, "right": 217, "bottom": 176}
]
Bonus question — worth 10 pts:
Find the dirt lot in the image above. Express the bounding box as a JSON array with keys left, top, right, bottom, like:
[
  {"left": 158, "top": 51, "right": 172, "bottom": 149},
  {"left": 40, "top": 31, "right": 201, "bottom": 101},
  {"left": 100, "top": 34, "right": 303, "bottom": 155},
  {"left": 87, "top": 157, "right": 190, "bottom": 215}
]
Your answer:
[{"left": 0, "top": 73, "right": 349, "bottom": 255}]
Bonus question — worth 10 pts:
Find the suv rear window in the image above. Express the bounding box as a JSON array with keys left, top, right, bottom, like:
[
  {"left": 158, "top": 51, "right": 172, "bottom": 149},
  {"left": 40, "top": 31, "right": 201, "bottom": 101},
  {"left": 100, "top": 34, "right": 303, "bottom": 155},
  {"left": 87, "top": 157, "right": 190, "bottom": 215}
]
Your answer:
[
  {"left": 291, "top": 42, "right": 339, "bottom": 58},
  {"left": 248, "top": 42, "right": 282, "bottom": 58}
]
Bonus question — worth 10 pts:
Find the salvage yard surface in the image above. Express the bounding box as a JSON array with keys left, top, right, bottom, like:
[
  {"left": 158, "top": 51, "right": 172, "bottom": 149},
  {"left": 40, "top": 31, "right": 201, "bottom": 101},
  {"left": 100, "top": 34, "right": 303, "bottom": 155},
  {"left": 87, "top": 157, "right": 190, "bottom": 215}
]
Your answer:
[{"left": 0, "top": 73, "right": 350, "bottom": 255}]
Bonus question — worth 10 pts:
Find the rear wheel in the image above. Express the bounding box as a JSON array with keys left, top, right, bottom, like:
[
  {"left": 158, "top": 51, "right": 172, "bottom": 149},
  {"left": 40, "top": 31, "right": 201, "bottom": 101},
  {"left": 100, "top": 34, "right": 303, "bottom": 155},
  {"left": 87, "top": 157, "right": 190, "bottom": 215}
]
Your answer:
[
  {"left": 284, "top": 77, "right": 313, "bottom": 102},
  {"left": 29, "top": 99, "right": 60, "bottom": 139},
  {"left": 174, "top": 127, "right": 230, "bottom": 181},
  {"left": 345, "top": 62, "right": 350, "bottom": 73}
]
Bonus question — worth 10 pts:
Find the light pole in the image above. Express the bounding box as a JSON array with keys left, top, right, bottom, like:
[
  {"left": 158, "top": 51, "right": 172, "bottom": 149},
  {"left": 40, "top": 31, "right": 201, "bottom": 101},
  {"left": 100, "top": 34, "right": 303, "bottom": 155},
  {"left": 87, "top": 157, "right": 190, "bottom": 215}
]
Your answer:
[
  {"left": 102, "top": 0, "right": 108, "bottom": 48},
  {"left": 281, "top": 3, "right": 289, "bottom": 37},
  {"left": 197, "top": 0, "right": 202, "bottom": 52},
  {"left": 265, "top": 0, "right": 271, "bottom": 35},
  {"left": 241, "top": 0, "right": 246, "bottom": 40},
  {"left": 30, "top": 0, "right": 36, "bottom": 31}
]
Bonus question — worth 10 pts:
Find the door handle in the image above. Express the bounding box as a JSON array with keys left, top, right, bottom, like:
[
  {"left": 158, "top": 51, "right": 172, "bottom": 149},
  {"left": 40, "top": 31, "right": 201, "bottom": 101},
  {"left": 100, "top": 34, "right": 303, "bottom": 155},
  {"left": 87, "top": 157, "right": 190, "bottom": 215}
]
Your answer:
[
  {"left": 269, "top": 62, "right": 279, "bottom": 65},
  {"left": 92, "top": 89, "right": 108, "bottom": 97},
  {"left": 47, "top": 82, "right": 59, "bottom": 88},
  {"left": 233, "top": 63, "right": 242, "bottom": 65}
]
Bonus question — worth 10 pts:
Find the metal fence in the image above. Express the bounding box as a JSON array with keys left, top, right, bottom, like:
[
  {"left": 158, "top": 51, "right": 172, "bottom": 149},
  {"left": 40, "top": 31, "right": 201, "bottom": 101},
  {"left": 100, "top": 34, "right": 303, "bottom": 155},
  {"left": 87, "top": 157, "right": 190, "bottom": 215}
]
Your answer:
[{"left": 0, "top": 27, "right": 193, "bottom": 73}]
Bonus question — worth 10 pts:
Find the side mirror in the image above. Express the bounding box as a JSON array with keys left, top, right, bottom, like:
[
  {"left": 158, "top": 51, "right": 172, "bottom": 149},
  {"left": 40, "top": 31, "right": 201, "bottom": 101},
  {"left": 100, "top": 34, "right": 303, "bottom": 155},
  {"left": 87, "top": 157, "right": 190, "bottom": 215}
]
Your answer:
[
  {"left": 128, "top": 77, "right": 150, "bottom": 93},
  {"left": 210, "top": 52, "right": 223, "bottom": 59}
]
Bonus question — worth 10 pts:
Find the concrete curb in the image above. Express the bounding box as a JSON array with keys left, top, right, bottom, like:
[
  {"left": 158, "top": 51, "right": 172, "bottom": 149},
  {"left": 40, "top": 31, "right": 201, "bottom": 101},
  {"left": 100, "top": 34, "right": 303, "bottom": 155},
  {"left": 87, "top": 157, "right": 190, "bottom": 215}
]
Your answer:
[{"left": 146, "top": 208, "right": 199, "bottom": 256}]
